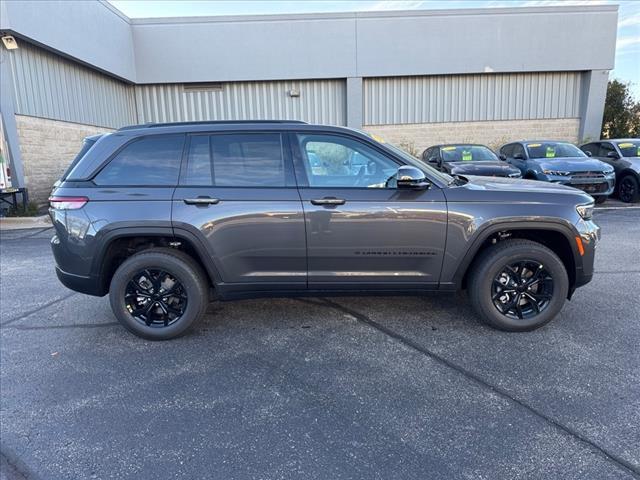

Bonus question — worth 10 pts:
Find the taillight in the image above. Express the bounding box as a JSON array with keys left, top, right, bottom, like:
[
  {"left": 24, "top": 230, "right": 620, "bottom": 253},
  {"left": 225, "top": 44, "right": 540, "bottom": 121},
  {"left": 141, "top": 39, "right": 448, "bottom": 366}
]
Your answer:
[{"left": 49, "top": 196, "right": 88, "bottom": 210}]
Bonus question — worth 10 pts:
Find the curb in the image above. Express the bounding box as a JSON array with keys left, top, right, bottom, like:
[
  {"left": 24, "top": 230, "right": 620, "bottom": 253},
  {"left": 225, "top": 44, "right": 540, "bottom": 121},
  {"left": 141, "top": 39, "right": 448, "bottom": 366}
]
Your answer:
[{"left": 0, "top": 215, "right": 51, "bottom": 231}]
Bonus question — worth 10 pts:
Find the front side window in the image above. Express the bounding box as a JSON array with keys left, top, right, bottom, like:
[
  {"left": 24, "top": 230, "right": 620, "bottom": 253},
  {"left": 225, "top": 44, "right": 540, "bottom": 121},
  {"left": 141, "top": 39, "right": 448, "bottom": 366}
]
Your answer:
[
  {"left": 580, "top": 143, "right": 600, "bottom": 157},
  {"left": 598, "top": 142, "right": 616, "bottom": 157},
  {"left": 500, "top": 144, "right": 514, "bottom": 157},
  {"left": 525, "top": 142, "right": 586, "bottom": 159},
  {"left": 94, "top": 135, "right": 184, "bottom": 186},
  {"left": 616, "top": 141, "right": 640, "bottom": 158},
  {"left": 183, "top": 133, "right": 285, "bottom": 187},
  {"left": 512, "top": 144, "right": 526, "bottom": 158},
  {"left": 297, "top": 134, "right": 399, "bottom": 188},
  {"left": 440, "top": 145, "right": 498, "bottom": 162}
]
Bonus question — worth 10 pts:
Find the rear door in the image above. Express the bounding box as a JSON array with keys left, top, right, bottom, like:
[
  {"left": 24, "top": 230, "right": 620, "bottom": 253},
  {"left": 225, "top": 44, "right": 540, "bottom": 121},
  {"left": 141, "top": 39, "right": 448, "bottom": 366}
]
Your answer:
[
  {"left": 290, "top": 131, "right": 447, "bottom": 290},
  {"left": 172, "top": 131, "right": 306, "bottom": 293}
]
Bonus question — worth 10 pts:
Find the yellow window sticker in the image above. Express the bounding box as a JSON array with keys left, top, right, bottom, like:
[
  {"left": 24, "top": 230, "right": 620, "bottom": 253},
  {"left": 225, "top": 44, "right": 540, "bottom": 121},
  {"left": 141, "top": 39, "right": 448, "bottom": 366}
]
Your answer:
[
  {"left": 442, "top": 146, "right": 457, "bottom": 151},
  {"left": 545, "top": 146, "right": 556, "bottom": 158},
  {"left": 462, "top": 150, "right": 472, "bottom": 161},
  {"left": 527, "top": 143, "right": 541, "bottom": 148},
  {"left": 618, "top": 143, "right": 634, "bottom": 148},
  {"left": 370, "top": 134, "right": 386, "bottom": 144}
]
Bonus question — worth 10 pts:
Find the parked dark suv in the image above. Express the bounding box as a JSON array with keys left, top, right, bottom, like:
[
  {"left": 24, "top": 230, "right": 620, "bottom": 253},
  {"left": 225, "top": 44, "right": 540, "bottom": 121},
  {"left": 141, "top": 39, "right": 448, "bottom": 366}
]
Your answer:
[{"left": 50, "top": 121, "right": 600, "bottom": 339}]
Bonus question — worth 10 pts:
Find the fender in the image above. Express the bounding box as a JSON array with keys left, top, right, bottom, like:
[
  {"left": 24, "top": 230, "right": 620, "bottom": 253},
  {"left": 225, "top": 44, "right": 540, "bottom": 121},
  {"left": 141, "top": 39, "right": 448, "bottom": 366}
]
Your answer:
[{"left": 449, "top": 219, "right": 582, "bottom": 288}]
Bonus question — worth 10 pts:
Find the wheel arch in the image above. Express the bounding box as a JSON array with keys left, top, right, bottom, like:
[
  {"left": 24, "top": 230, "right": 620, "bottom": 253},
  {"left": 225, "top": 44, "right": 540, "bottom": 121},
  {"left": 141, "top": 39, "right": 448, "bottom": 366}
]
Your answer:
[
  {"left": 453, "top": 221, "right": 580, "bottom": 294},
  {"left": 92, "top": 227, "right": 222, "bottom": 295}
]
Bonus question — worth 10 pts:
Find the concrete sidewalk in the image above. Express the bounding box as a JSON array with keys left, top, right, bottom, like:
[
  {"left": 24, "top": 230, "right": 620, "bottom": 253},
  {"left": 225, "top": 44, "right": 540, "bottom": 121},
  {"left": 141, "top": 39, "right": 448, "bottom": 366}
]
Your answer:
[{"left": 0, "top": 215, "right": 51, "bottom": 231}]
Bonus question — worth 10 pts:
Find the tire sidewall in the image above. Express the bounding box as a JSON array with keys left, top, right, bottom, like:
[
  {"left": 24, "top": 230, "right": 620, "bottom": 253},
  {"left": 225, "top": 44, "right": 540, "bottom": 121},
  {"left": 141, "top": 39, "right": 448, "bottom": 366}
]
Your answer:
[
  {"left": 474, "top": 246, "right": 569, "bottom": 331},
  {"left": 109, "top": 253, "right": 205, "bottom": 340}
]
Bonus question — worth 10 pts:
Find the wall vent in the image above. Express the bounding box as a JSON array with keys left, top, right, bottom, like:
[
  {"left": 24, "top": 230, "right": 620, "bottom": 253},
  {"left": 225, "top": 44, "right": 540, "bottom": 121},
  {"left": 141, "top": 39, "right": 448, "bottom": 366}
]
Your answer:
[{"left": 183, "top": 83, "right": 224, "bottom": 93}]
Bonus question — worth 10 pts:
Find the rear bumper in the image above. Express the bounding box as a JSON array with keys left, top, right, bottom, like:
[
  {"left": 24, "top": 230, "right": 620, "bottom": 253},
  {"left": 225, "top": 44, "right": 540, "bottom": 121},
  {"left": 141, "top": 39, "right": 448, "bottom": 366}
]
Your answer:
[{"left": 55, "top": 266, "right": 105, "bottom": 296}]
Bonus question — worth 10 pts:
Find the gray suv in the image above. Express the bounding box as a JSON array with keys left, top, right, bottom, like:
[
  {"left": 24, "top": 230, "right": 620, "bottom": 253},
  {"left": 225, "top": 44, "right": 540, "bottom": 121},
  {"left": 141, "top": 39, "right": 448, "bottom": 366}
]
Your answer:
[{"left": 50, "top": 121, "right": 600, "bottom": 340}]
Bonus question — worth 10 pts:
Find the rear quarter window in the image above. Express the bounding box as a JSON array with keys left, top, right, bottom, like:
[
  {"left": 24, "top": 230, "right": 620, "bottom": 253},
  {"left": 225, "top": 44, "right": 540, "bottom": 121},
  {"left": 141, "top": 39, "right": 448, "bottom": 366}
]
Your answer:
[{"left": 94, "top": 135, "right": 185, "bottom": 186}]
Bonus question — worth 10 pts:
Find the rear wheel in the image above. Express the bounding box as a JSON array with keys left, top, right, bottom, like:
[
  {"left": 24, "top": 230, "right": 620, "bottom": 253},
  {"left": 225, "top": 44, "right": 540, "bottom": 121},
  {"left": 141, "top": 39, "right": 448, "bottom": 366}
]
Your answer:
[
  {"left": 618, "top": 175, "right": 640, "bottom": 203},
  {"left": 468, "top": 239, "right": 569, "bottom": 331},
  {"left": 109, "top": 249, "right": 208, "bottom": 340}
]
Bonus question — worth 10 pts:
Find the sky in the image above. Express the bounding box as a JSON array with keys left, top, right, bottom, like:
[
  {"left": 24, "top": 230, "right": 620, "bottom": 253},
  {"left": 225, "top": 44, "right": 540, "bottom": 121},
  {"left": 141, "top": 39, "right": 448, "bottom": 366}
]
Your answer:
[{"left": 109, "top": 0, "right": 640, "bottom": 97}]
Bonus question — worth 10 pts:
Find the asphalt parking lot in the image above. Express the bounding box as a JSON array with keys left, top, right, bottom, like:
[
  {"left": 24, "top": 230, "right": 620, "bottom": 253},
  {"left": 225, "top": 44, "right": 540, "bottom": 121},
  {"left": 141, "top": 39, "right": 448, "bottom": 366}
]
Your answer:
[{"left": 1, "top": 207, "right": 639, "bottom": 480}]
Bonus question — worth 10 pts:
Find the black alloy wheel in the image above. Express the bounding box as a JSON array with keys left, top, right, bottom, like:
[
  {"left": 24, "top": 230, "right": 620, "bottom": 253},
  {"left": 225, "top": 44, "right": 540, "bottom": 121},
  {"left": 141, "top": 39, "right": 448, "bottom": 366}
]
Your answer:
[
  {"left": 491, "top": 261, "right": 553, "bottom": 320},
  {"left": 619, "top": 176, "right": 639, "bottom": 203},
  {"left": 125, "top": 269, "right": 188, "bottom": 328}
]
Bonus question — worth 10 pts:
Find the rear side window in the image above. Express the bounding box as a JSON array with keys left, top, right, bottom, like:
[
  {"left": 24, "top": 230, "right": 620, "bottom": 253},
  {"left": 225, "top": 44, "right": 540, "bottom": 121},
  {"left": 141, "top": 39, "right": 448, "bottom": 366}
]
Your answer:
[
  {"left": 62, "top": 137, "right": 98, "bottom": 180},
  {"left": 94, "top": 135, "right": 184, "bottom": 186},
  {"left": 581, "top": 143, "right": 600, "bottom": 156},
  {"left": 500, "top": 144, "right": 514, "bottom": 157},
  {"left": 183, "top": 133, "right": 285, "bottom": 187}
]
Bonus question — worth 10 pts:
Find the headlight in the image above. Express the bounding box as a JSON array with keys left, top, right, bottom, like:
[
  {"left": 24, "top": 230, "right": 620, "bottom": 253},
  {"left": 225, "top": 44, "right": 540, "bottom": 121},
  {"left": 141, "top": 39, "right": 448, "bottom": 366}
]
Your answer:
[
  {"left": 604, "top": 169, "right": 615, "bottom": 175},
  {"left": 543, "top": 170, "right": 571, "bottom": 176},
  {"left": 576, "top": 202, "right": 594, "bottom": 221}
]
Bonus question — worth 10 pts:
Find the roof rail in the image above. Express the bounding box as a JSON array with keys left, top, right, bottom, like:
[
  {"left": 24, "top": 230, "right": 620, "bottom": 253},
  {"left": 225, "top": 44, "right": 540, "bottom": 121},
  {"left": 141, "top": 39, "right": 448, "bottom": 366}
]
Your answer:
[{"left": 118, "top": 120, "right": 308, "bottom": 131}]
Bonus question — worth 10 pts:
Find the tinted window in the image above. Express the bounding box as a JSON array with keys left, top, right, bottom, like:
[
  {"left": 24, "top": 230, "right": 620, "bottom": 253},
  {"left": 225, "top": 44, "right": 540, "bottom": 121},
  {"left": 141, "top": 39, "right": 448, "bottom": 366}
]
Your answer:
[
  {"left": 501, "top": 144, "right": 514, "bottom": 157},
  {"left": 598, "top": 142, "right": 616, "bottom": 157},
  {"left": 512, "top": 144, "right": 525, "bottom": 158},
  {"left": 62, "top": 137, "right": 99, "bottom": 180},
  {"left": 297, "top": 134, "right": 399, "bottom": 188},
  {"left": 184, "top": 135, "right": 212, "bottom": 186},
  {"left": 183, "top": 133, "right": 285, "bottom": 187},
  {"left": 581, "top": 143, "right": 600, "bottom": 157},
  {"left": 213, "top": 134, "right": 284, "bottom": 187},
  {"left": 94, "top": 135, "right": 184, "bottom": 186}
]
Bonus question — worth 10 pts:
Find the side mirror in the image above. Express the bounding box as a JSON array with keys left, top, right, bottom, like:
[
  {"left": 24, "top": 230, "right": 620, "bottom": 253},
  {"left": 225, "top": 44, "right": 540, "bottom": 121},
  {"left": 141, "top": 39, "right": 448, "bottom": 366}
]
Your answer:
[
  {"left": 396, "top": 165, "right": 429, "bottom": 190},
  {"left": 513, "top": 153, "right": 525, "bottom": 160},
  {"left": 607, "top": 151, "right": 620, "bottom": 159},
  {"left": 584, "top": 150, "right": 592, "bottom": 157},
  {"left": 428, "top": 157, "right": 439, "bottom": 165},
  {"left": 499, "top": 154, "right": 507, "bottom": 161}
]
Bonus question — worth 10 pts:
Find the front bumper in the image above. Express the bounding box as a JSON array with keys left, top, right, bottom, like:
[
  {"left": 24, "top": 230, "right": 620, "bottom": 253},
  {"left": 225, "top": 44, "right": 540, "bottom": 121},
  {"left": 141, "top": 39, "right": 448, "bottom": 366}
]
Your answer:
[
  {"left": 573, "top": 218, "right": 600, "bottom": 288},
  {"left": 543, "top": 174, "right": 615, "bottom": 197}
]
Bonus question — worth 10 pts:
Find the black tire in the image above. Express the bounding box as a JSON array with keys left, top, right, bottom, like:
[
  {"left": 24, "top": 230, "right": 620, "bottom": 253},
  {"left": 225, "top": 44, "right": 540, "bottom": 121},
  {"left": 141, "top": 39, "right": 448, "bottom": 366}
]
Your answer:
[
  {"left": 109, "top": 248, "right": 209, "bottom": 340},
  {"left": 594, "top": 195, "right": 607, "bottom": 204},
  {"left": 468, "top": 239, "right": 569, "bottom": 332},
  {"left": 618, "top": 174, "right": 640, "bottom": 203}
]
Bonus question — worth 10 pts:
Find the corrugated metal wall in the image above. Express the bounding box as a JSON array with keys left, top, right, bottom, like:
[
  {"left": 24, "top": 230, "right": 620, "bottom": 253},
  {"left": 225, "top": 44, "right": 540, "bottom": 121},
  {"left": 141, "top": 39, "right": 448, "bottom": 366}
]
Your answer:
[
  {"left": 363, "top": 72, "right": 583, "bottom": 125},
  {"left": 134, "top": 80, "right": 347, "bottom": 125},
  {"left": 8, "top": 42, "right": 136, "bottom": 128}
]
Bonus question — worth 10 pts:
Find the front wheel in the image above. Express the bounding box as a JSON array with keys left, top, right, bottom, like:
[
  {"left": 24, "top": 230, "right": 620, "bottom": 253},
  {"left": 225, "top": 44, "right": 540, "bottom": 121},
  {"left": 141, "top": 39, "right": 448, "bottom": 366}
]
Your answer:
[
  {"left": 468, "top": 239, "right": 569, "bottom": 331},
  {"left": 109, "top": 248, "right": 209, "bottom": 340},
  {"left": 618, "top": 175, "right": 640, "bottom": 203}
]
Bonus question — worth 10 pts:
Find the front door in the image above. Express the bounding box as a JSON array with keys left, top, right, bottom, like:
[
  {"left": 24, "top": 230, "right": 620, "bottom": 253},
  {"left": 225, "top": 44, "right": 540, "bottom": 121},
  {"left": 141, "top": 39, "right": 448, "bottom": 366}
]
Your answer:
[
  {"left": 172, "top": 131, "right": 306, "bottom": 293},
  {"left": 291, "top": 132, "right": 447, "bottom": 290}
]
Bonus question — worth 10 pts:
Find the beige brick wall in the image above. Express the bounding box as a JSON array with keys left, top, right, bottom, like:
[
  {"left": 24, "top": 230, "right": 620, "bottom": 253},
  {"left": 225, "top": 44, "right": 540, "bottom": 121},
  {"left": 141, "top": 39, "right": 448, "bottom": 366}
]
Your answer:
[
  {"left": 16, "top": 115, "right": 114, "bottom": 205},
  {"left": 364, "top": 118, "right": 581, "bottom": 157}
]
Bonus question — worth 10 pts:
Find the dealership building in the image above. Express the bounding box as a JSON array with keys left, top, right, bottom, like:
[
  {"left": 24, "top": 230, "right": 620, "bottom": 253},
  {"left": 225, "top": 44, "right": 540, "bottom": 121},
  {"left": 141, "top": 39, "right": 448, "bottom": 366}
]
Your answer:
[{"left": 0, "top": 1, "right": 618, "bottom": 203}]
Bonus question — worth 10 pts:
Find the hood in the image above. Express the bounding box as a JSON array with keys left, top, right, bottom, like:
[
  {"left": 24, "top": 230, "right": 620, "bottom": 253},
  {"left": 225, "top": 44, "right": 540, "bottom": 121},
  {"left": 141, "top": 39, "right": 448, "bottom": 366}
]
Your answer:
[
  {"left": 620, "top": 157, "right": 640, "bottom": 173},
  {"left": 447, "top": 161, "right": 520, "bottom": 176},
  {"left": 533, "top": 157, "right": 612, "bottom": 173},
  {"left": 463, "top": 175, "right": 589, "bottom": 195}
]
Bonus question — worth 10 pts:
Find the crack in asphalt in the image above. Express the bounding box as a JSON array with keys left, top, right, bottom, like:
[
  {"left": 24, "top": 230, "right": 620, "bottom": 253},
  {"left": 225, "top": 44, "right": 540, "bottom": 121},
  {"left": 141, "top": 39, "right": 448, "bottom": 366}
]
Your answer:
[
  {"left": 316, "top": 297, "right": 640, "bottom": 479},
  {"left": 0, "top": 292, "right": 77, "bottom": 327}
]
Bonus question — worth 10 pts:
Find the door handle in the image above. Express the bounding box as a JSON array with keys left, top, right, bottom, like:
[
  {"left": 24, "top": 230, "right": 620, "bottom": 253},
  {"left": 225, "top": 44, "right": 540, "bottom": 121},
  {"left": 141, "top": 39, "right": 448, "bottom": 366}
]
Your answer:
[
  {"left": 310, "top": 197, "right": 345, "bottom": 206},
  {"left": 184, "top": 197, "right": 220, "bottom": 205}
]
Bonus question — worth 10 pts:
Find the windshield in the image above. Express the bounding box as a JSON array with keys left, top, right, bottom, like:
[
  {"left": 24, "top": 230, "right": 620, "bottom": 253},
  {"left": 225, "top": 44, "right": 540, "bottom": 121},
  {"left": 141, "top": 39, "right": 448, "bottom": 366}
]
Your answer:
[
  {"left": 616, "top": 141, "right": 640, "bottom": 158},
  {"left": 440, "top": 145, "right": 498, "bottom": 162},
  {"left": 526, "top": 142, "right": 586, "bottom": 159}
]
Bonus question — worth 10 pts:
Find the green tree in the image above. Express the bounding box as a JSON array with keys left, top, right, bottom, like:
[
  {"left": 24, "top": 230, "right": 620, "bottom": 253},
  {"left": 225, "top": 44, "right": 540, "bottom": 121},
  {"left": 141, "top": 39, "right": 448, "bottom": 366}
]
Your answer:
[{"left": 601, "top": 79, "right": 640, "bottom": 138}]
